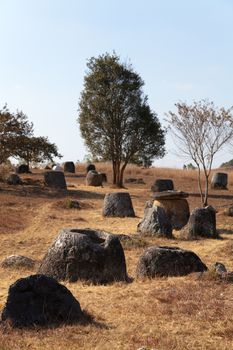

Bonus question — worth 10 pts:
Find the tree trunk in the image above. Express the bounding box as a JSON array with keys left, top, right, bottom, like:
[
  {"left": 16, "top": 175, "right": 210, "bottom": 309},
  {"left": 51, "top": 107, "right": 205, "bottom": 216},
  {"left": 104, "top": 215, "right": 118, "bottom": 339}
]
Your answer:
[
  {"left": 112, "top": 161, "right": 116, "bottom": 185},
  {"left": 112, "top": 160, "right": 122, "bottom": 188},
  {"left": 203, "top": 174, "right": 209, "bottom": 207},
  {"left": 118, "top": 162, "right": 128, "bottom": 188},
  {"left": 197, "top": 166, "right": 204, "bottom": 206}
]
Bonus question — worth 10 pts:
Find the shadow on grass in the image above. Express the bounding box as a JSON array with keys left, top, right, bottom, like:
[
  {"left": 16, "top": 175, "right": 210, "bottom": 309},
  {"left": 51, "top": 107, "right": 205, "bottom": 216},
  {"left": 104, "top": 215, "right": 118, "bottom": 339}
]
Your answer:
[
  {"left": 0, "top": 185, "right": 105, "bottom": 200},
  {"left": 189, "top": 192, "right": 233, "bottom": 200},
  {"left": 0, "top": 309, "right": 110, "bottom": 331}
]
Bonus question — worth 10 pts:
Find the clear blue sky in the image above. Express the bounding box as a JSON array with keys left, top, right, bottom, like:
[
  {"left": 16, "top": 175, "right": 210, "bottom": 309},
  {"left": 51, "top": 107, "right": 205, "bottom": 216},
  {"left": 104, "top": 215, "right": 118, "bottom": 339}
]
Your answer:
[{"left": 1, "top": 0, "right": 233, "bottom": 168}]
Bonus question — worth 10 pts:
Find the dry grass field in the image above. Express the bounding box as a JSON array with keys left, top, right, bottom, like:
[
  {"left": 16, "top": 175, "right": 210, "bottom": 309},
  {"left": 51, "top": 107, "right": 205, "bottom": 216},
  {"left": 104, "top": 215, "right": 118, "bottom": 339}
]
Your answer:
[{"left": 1, "top": 163, "right": 233, "bottom": 350}]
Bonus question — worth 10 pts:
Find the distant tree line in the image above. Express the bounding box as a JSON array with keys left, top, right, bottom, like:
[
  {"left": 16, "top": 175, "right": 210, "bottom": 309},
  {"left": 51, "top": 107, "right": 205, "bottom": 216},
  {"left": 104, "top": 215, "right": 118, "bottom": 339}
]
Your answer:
[
  {"left": 220, "top": 159, "right": 233, "bottom": 168},
  {"left": 0, "top": 105, "right": 61, "bottom": 166}
]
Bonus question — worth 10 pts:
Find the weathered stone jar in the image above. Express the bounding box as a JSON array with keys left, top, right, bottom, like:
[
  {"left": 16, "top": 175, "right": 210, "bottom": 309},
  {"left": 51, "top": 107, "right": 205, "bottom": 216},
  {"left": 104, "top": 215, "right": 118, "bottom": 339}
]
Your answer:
[
  {"left": 86, "top": 170, "right": 103, "bottom": 186},
  {"left": 64, "top": 161, "right": 75, "bottom": 173},
  {"left": 151, "top": 179, "right": 174, "bottom": 192},
  {"left": 211, "top": 172, "right": 228, "bottom": 189},
  {"left": 44, "top": 171, "right": 67, "bottom": 189},
  {"left": 153, "top": 191, "right": 190, "bottom": 230},
  {"left": 1, "top": 274, "right": 83, "bottom": 327},
  {"left": 137, "top": 201, "right": 172, "bottom": 237},
  {"left": 136, "top": 246, "right": 207, "bottom": 278},
  {"left": 188, "top": 205, "right": 218, "bottom": 238},
  {"left": 103, "top": 192, "right": 135, "bottom": 217},
  {"left": 38, "top": 228, "right": 128, "bottom": 284}
]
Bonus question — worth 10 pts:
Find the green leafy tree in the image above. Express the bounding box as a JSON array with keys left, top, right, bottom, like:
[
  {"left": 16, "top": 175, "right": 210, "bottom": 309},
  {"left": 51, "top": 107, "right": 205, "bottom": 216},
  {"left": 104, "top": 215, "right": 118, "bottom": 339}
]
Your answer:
[
  {"left": 15, "top": 136, "right": 62, "bottom": 166},
  {"left": 0, "top": 105, "right": 61, "bottom": 166},
  {"left": 0, "top": 106, "right": 33, "bottom": 164},
  {"left": 78, "top": 53, "right": 165, "bottom": 187}
]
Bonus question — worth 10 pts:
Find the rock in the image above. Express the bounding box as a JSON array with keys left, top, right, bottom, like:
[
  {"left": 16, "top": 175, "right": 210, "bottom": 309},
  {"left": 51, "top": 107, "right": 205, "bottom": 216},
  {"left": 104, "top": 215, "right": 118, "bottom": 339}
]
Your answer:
[
  {"left": 44, "top": 165, "right": 51, "bottom": 170},
  {"left": 103, "top": 192, "right": 135, "bottom": 217},
  {"left": 52, "top": 165, "right": 63, "bottom": 172},
  {"left": 153, "top": 195, "right": 190, "bottom": 230},
  {"left": 1, "top": 255, "right": 35, "bottom": 268},
  {"left": 64, "top": 161, "right": 75, "bottom": 173},
  {"left": 213, "top": 262, "right": 227, "bottom": 276},
  {"left": 86, "top": 163, "right": 96, "bottom": 173},
  {"left": 86, "top": 170, "right": 103, "bottom": 186},
  {"left": 38, "top": 228, "right": 128, "bottom": 284},
  {"left": 100, "top": 173, "right": 107, "bottom": 182},
  {"left": 224, "top": 206, "right": 233, "bottom": 216},
  {"left": 188, "top": 206, "right": 218, "bottom": 238},
  {"left": 1, "top": 274, "right": 83, "bottom": 327},
  {"left": 151, "top": 179, "right": 174, "bottom": 192},
  {"left": 137, "top": 202, "right": 172, "bottom": 238},
  {"left": 16, "top": 164, "right": 30, "bottom": 174},
  {"left": 44, "top": 171, "right": 67, "bottom": 190},
  {"left": 211, "top": 172, "right": 228, "bottom": 189},
  {"left": 136, "top": 246, "right": 207, "bottom": 278},
  {"left": 6, "top": 173, "right": 22, "bottom": 185}
]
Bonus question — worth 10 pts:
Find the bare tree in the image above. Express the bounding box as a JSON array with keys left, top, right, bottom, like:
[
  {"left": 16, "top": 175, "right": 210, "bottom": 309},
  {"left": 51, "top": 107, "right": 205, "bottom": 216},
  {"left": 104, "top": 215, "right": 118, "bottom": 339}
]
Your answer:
[{"left": 166, "top": 100, "right": 233, "bottom": 206}]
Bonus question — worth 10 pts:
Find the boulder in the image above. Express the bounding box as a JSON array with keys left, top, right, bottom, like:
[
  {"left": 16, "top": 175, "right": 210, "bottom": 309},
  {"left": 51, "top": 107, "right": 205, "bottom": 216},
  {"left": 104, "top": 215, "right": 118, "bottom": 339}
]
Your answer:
[
  {"left": 1, "top": 274, "right": 83, "bottom": 327},
  {"left": 16, "top": 164, "right": 30, "bottom": 174},
  {"left": 137, "top": 202, "right": 172, "bottom": 238},
  {"left": 64, "top": 161, "right": 75, "bottom": 173},
  {"left": 136, "top": 246, "right": 207, "bottom": 278},
  {"left": 153, "top": 192, "right": 190, "bottom": 230},
  {"left": 86, "top": 163, "right": 96, "bottom": 173},
  {"left": 86, "top": 170, "right": 103, "bottom": 186},
  {"left": 151, "top": 179, "right": 174, "bottom": 192},
  {"left": 213, "top": 262, "right": 227, "bottom": 277},
  {"left": 211, "top": 172, "right": 228, "bottom": 189},
  {"left": 38, "top": 228, "right": 128, "bottom": 284},
  {"left": 44, "top": 171, "right": 67, "bottom": 190},
  {"left": 188, "top": 206, "right": 218, "bottom": 238},
  {"left": 1, "top": 255, "right": 35, "bottom": 268},
  {"left": 103, "top": 192, "right": 135, "bottom": 217},
  {"left": 6, "top": 173, "right": 22, "bottom": 185}
]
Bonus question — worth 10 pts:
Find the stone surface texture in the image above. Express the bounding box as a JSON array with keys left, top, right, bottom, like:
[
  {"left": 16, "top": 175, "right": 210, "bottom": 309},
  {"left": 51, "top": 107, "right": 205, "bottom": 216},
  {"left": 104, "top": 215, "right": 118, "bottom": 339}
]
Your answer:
[
  {"left": 64, "top": 161, "right": 75, "bottom": 173},
  {"left": 38, "top": 228, "right": 128, "bottom": 284},
  {"left": 44, "top": 171, "right": 67, "bottom": 190},
  {"left": 151, "top": 179, "right": 174, "bottom": 192},
  {"left": 1, "top": 274, "right": 83, "bottom": 327},
  {"left": 103, "top": 192, "right": 135, "bottom": 217},
  {"left": 137, "top": 202, "right": 172, "bottom": 237},
  {"left": 136, "top": 246, "right": 207, "bottom": 278},
  {"left": 86, "top": 170, "right": 103, "bottom": 186},
  {"left": 188, "top": 206, "right": 218, "bottom": 238}
]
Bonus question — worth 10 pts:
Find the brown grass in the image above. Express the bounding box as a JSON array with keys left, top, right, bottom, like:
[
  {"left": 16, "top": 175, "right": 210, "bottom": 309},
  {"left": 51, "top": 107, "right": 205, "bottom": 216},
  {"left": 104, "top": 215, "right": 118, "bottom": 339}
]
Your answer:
[{"left": 1, "top": 163, "right": 233, "bottom": 349}]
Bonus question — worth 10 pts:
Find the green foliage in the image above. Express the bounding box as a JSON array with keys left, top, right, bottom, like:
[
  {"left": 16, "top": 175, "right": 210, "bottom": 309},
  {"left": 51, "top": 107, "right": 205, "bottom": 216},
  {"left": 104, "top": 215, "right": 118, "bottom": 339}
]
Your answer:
[
  {"left": 0, "top": 105, "right": 33, "bottom": 164},
  {"left": 78, "top": 52, "right": 165, "bottom": 186},
  {"left": 15, "top": 136, "right": 62, "bottom": 165},
  {"left": 0, "top": 105, "right": 61, "bottom": 165},
  {"left": 64, "top": 199, "right": 80, "bottom": 209}
]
